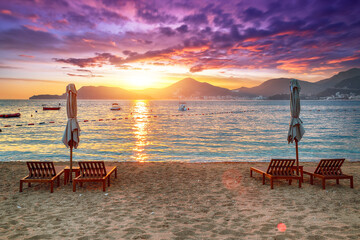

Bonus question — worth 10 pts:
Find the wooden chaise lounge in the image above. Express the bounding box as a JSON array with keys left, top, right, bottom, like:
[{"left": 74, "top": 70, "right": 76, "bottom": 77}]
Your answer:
[
  {"left": 303, "top": 159, "right": 353, "bottom": 189},
  {"left": 20, "top": 162, "right": 65, "bottom": 193},
  {"left": 250, "top": 159, "right": 302, "bottom": 189},
  {"left": 73, "top": 161, "right": 117, "bottom": 192}
]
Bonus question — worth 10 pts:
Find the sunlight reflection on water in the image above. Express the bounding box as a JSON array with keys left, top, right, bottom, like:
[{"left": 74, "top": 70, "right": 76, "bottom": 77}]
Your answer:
[{"left": 0, "top": 100, "right": 359, "bottom": 162}]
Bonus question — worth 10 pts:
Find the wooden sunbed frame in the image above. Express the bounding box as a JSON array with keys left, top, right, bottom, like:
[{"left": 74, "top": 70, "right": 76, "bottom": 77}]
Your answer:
[
  {"left": 20, "top": 162, "right": 65, "bottom": 193},
  {"left": 73, "top": 161, "right": 117, "bottom": 192},
  {"left": 303, "top": 159, "right": 353, "bottom": 189},
  {"left": 250, "top": 159, "right": 302, "bottom": 189}
]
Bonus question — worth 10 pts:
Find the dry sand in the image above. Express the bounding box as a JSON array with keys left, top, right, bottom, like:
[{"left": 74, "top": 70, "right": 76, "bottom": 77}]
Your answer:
[{"left": 0, "top": 162, "right": 359, "bottom": 240}]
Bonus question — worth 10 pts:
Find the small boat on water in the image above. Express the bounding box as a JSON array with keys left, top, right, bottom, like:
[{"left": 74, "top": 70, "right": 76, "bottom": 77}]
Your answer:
[
  {"left": 178, "top": 102, "right": 188, "bottom": 111},
  {"left": 0, "top": 113, "right": 21, "bottom": 118},
  {"left": 110, "top": 103, "right": 121, "bottom": 111}
]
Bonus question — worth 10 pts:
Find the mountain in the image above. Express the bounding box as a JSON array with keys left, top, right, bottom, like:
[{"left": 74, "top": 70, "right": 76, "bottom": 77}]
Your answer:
[
  {"left": 76, "top": 86, "right": 148, "bottom": 99},
  {"left": 30, "top": 86, "right": 149, "bottom": 100},
  {"left": 29, "top": 94, "right": 65, "bottom": 99},
  {"left": 334, "top": 75, "right": 360, "bottom": 89},
  {"left": 234, "top": 78, "right": 321, "bottom": 97},
  {"left": 316, "top": 75, "right": 360, "bottom": 97},
  {"left": 137, "top": 78, "right": 255, "bottom": 99},
  {"left": 316, "top": 68, "right": 360, "bottom": 88},
  {"left": 29, "top": 68, "right": 360, "bottom": 100}
]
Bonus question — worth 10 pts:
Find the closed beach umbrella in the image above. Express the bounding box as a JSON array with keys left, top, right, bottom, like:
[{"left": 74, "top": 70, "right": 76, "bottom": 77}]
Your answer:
[
  {"left": 287, "top": 79, "right": 305, "bottom": 174},
  {"left": 62, "top": 83, "right": 80, "bottom": 182}
]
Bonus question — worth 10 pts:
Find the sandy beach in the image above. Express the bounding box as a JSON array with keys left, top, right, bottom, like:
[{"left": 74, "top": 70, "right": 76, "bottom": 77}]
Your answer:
[{"left": 0, "top": 161, "right": 359, "bottom": 239}]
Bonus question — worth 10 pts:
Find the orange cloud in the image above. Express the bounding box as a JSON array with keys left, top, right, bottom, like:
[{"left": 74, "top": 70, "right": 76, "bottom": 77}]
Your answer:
[
  {"left": 24, "top": 25, "right": 47, "bottom": 32},
  {"left": 277, "top": 62, "right": 308, "bottom": 73},
  {"left": 327, "top": 56, "right": 358, "bottom": 64},
  {"left": 0, "top": 9, "right": 12, "bottom": 15},
  {"left": 311, "top": 66, "right": 339, "bottom": 71},
  {"left": 19, "top": 54, "right": 35, "bottom": 58}
]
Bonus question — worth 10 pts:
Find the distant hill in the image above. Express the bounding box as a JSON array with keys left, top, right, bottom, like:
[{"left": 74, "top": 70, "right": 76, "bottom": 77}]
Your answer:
[
  {"left": 137, "top": 78, "right": 255, "bottom": 99},
  {"left": 316, "top": 75, "right": 360, "bottom": 97},
  {"left": 30, "top": 86, "right": 149, "bottom": 100},
  {"left": 334, "top": 75, "right": 360, "bottom": 89},
  {"left": 30, "top": 94, "right": 65, "bottom": 99},
  {"left": 29, "top": 68, "right": 360, "bottom": 100},
  {"left": 316, "top": 68, "right": 360, "bottom": 88},
  {"left": 234, "top": 78, "right": 321, "bottom": 97}
]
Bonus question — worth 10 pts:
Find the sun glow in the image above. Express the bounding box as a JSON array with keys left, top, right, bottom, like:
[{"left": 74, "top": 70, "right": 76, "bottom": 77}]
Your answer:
[{"left": 127, "top": 71, "right": 159, "bottom": 89}]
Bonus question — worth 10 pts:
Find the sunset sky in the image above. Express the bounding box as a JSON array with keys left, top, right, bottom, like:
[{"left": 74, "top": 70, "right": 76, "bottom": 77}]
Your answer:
[{"left": 0, "top": 0, "right": 360, "bottom": 99}]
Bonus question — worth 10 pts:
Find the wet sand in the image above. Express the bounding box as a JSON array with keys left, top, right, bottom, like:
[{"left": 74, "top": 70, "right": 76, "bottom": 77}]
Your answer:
[{"left": 0, "top": 162, "right": 359, "bottom": 239}]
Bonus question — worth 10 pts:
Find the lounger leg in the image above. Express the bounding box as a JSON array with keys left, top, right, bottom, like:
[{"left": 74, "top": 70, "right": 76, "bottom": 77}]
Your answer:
[
  {"left": 350, "top": 177, "right": 353, "bottom": 188},
  {"left": 103, "top": 181, "right": 106, "bottom": 192},
  {"left": 19, "top": 180, "right": 23, "bottom": 192},
  {"left": 262, "top": 173, "right": 265, "bottom": 185},
  {"left": 250, "top": 170, "right": 253, "bottom": 177},
  {"left": 310, "top": 175, "right": 313, "bottom": 185},
  {"left": 108, "top": 177, "right": 110, "bottom": 186},
  {"left": 299, "top": 179, "right": 302, "bottom": 188},
  {"left": 28, "top": 182, "right": 31, "bottom": 187},
  {"left": 73, "top": 181, "right": 76, "bottom": 192},
  {"left": 115, "top": 169, "right": 117, "bottom": 179},
  {"left": 322, "top": 179, "right": 326, "bottom": 190},
  {"left": 336, "top": 179, "right": 339, "bottom": 185},
  {"left": 289, "top": 180, "right": 292, "bottom": 185},
  {"left": 50, "top": 181, "right": 54, "bottom": 193},
  {"left": 64, "top": 171, "right": 68, "bottom": 185},
  {"left": 270, "top": 178, "right": 273, "bottom": 189}
]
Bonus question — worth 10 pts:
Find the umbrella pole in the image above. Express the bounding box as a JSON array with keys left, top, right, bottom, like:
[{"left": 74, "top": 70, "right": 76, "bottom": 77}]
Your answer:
[
  {"left": 70, "top": 145, "right": 73, "bottom": 182},
  {"left": 295, "top": 139, "right": 299, "bottom": 175}
]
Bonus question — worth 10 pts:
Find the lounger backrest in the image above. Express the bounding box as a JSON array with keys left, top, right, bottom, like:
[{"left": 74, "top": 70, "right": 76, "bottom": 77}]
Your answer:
[
  {"left": 314, "top": 159, "right": 344, "bottom": 175},
  {"left": 266, "top": 159, "right": 295, "bottom": 175},
  {"left": 79, "top": 161, "right": 107, "bottom": 177},
  {"left": 27, "top": 161, "right": 56, "bottom": 178}
]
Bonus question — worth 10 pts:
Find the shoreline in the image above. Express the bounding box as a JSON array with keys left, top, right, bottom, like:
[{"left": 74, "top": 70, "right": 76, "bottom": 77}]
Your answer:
[{"left": 1, "top": 161, "right": 359, "bottom": 239}]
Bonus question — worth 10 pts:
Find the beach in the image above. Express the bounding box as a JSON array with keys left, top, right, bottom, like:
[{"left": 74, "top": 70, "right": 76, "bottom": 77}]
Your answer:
[{"left": 0, "top": 162, "right": 359, "bottom": 239}]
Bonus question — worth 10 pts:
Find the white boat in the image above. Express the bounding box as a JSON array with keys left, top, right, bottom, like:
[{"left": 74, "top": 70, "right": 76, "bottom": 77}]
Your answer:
[
  {"left": 110, "top": 103, "right": 121, "bottom": 111},
  {"left": 178, "top": 102, "right": 187, "bottom": 111}
]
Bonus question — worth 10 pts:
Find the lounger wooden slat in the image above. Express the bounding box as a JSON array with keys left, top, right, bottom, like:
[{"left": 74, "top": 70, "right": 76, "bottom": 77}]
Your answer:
[
  {"left": 20, "top": 162, "right": 65, "bottom": 193},
  {"left": 250, "top": 159, "right": 302, "bottom": 189},
  {"left": 303, "top": 159, "right": 353, "bottom": 189},
  {"left": 73, "top": 161, "right": 117, "bottom": 192}
]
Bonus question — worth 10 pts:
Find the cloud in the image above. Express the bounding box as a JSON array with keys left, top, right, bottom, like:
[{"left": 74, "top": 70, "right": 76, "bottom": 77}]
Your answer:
[
  {"left": 183, "top": 13, "right": 208, "bottom": 25},
  {"left": 176, "top": 24, "right": 188, "bottom": 33},
  {"left": 0, "top": 26, "right": 59, "bottom": 50},
  {"left": 159, "top": 27, "right": 176, "bottom": 37},
  {"left": 19, "top": 54, "right": 35, "bottom": 58}
]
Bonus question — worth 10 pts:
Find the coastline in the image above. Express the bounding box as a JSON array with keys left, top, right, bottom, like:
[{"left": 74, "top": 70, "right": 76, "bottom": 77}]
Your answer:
[{"left": 1, "top": 161, "right": 359, "bottom": 239}]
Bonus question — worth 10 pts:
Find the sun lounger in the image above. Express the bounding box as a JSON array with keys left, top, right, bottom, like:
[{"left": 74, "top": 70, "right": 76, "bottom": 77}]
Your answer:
[
  {"left": 303, "top": 159, "right": 353, "bottom": 189},
  {"left": 73, "top": 161, "right": 117, "bottom": 192},
  {"left": 20, "top": 162, "right": 65, "bottom": 193},
  {"left": 250, "top": 159, "right": 302, "bottom": 189}
]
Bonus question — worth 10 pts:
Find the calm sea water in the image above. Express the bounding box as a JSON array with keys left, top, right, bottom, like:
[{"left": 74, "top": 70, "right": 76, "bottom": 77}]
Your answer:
[{"left": 0, "top": 100, "right": 359, "bottom": 162}]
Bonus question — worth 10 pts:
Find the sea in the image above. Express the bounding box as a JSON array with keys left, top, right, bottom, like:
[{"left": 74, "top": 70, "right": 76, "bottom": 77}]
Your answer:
[{"left": 0, "top": 99, "right": 359, "bottom": 162}]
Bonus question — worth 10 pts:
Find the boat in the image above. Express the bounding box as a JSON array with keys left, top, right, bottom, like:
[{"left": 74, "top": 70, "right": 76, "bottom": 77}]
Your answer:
[
  {"left": 110, "top": 103, "right": 121, "bottom": 111},
  {"left": 178, "top": 102, "right": 187, "bottom": 111},
  {"left": 43, "top": 106, "right": 61, "bottom": 110},
  {"left": 0, "top": 113, "right": 21, "bottom": 118}
]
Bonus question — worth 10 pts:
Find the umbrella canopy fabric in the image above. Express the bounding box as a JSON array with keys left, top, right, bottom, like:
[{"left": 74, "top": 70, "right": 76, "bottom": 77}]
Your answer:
[
  {"left": 62, "top": 84, "right": 80, "bottom": 149},
  {"left": 287, "top": 79, "right": 305, "bottom": 144}
]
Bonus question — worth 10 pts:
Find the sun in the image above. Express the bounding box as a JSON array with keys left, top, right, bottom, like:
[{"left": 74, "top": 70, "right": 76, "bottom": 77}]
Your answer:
[{"left": 127, "top": 71, "right": 158, "bottom": 89}]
